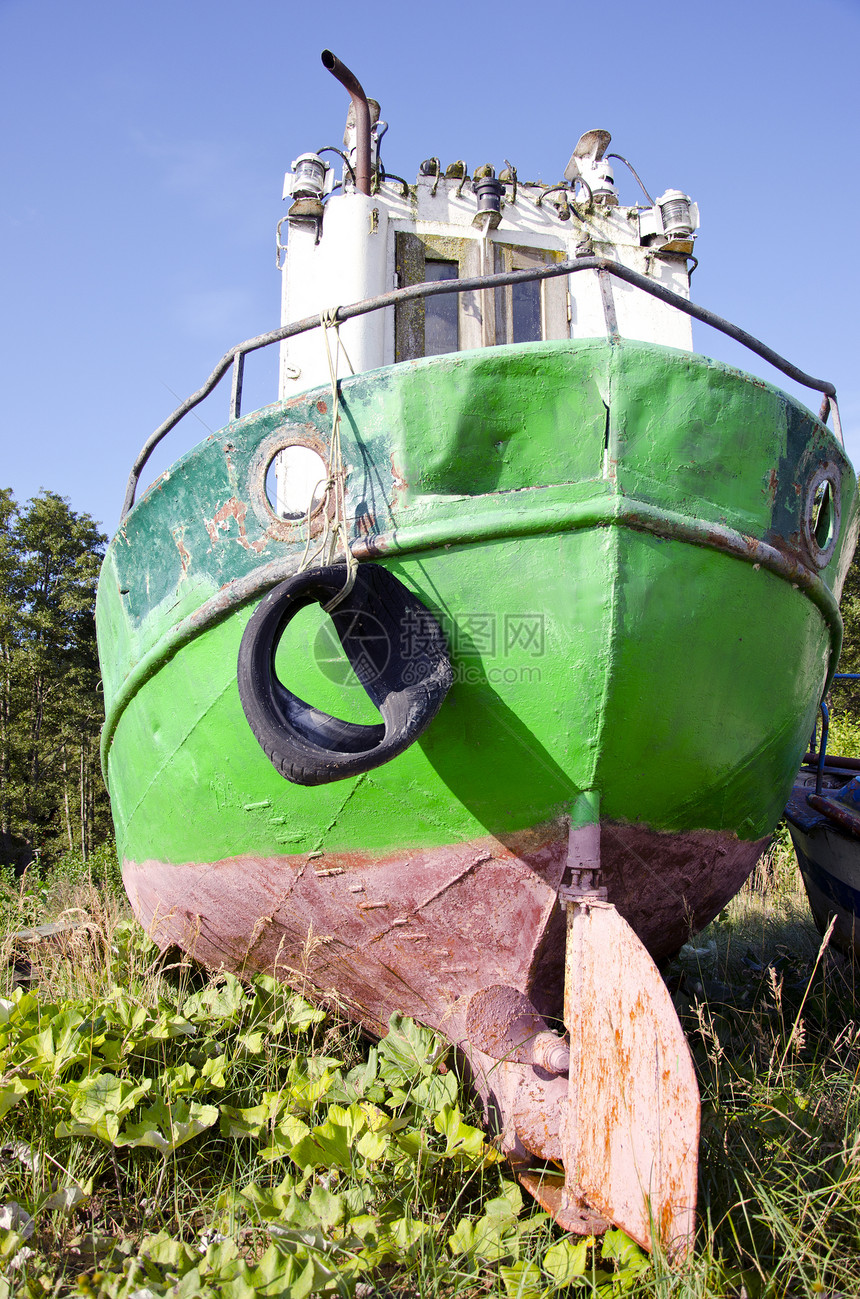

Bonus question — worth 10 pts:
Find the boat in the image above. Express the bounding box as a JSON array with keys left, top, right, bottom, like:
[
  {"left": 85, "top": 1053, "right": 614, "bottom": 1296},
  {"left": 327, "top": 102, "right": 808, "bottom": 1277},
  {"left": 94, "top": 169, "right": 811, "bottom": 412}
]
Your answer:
[
  {"left": 785, "top": 674, "right": 860, "bottom": 959},
  {"left": 95, "top": 51, "right": 858, "bottom": 1256}
]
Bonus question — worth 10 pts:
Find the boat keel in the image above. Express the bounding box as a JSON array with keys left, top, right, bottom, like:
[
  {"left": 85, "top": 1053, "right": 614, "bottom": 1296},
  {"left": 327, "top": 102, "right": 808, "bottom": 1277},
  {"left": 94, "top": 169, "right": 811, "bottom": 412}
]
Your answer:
[{"left": 464, "top": 809, "right": 700, "bottom": 1258}]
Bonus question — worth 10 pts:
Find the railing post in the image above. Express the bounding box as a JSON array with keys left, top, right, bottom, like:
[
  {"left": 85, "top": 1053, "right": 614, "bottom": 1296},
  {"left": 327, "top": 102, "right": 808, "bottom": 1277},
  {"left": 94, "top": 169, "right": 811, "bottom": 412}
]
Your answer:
[
  {"left": 816, "top": 701, "right": 830, "bottom": 795},
  {"left": 230, "top": 352, "right": 245, "bottom": 422}
]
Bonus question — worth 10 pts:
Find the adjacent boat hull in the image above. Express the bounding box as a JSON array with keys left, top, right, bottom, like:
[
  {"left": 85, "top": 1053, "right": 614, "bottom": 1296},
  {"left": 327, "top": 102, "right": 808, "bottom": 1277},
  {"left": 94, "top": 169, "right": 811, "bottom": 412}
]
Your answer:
[{"left": 786, "top": 763, "right": 860, "bottom": 959}]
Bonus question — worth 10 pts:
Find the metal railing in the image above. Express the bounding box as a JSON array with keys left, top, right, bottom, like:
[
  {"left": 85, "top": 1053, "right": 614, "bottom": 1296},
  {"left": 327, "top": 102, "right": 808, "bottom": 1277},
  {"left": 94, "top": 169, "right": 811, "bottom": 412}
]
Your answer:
[{"left": 122, "top": 256, "right": 841, "bottom": 520}]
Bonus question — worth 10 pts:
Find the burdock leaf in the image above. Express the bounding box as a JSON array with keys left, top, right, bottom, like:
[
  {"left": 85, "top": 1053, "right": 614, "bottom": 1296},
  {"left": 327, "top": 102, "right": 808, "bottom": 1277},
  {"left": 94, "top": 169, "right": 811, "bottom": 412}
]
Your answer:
[
  {"left": 499, "top": 1260, "right": 544, "bottom": 1298},
  {"left": 57, "top": 1073, "right": 152, "bottom": 1144},
  {"left": 544, "top": 1236, "right": 589, "bottom": 1283},
  {"left": 115, "top": 1098, "right": 219, "bottom": 1153},
  {"left": 286, "top": 993, "right": 326, "bottom": 1033},
  {"left": 220, "top": 1091, "right": 287, "bottom": 1140},
  {"left": 434, "top": 1104, "right": 502, "bottom": 1164},
  {"left": 19, "top": 1008, "right": 91, "bottom": 1076},
  {"left": 600, "top": 1227, "right": 648, "bottom": 1271},
  {"left": 258, "top": 1113, "right": 312, "bottom": 1162},
  {"left": 0, "top": 1076, "right": 38, "bottom": 1120},
  {"left": 288, "top": 1112, "right": 353, "bottom": 1172},
  {"left": 378, "top": 1012, "right": 446, "bottom": 1086},
  {"left": 181, "top": 975, "right": 247, "bottom": 1025},
  {"left": 42, "top": 1180, "right": 93, "bottom": 1215}
]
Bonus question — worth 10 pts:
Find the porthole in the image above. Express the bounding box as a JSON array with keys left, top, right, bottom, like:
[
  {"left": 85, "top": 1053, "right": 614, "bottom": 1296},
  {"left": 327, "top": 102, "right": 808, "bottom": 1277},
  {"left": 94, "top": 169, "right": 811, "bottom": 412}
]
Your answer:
[
  {"left": 248, "top": 424, "right": 332, "bottom": 540},
  {"left": 264, "top": 445, "right": 328, "bottom": 520},
  {"left": 802, "top": 464, "right": 841, "bottom": 569},
  {"left": 245, "top": 423, "right": 332, "bottom": 540}
]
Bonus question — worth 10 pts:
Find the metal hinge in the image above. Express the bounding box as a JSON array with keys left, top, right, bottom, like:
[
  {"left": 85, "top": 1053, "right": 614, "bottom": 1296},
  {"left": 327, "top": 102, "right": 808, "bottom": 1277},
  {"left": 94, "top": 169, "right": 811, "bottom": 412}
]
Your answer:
[{"left": 559, "top": 868, "right": 608, "bottom": 911}]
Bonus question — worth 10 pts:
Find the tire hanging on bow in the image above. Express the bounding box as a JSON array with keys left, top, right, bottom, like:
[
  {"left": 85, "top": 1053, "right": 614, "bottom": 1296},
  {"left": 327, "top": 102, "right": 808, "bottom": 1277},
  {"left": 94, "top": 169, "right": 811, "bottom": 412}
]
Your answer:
[{"left": 237, "top": 562, "right": 453, "bottom": 785}]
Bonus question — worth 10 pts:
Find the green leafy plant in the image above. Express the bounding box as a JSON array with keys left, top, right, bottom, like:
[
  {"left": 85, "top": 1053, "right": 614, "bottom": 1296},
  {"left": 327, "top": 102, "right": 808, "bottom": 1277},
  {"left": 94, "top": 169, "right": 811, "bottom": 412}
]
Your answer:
[{"left": 3, "top": 828, "right": 860, "bottom": 1297}]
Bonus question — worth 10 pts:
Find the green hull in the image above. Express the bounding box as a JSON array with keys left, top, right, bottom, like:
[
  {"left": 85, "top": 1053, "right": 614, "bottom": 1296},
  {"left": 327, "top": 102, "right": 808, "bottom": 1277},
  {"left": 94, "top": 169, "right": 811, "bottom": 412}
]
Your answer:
[{"left": 97, "top": 338, "right": 857, "bottom": 949}]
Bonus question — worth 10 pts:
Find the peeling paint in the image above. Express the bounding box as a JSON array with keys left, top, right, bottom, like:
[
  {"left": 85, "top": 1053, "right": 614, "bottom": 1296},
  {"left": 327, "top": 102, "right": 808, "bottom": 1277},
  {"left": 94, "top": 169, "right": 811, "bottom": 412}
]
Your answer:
[{"left": 203, "top": 497, "right": 268, "bottom": 554}]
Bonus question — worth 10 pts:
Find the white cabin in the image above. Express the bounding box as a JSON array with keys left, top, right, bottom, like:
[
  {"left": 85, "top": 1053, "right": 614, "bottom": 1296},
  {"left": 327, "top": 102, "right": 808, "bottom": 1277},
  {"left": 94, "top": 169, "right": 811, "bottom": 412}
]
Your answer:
[
  {"left": 278, "top": 115, "right": 698, "bottom": 393},
  {"left": 274, "top": 109, "right": 699, "bottom": 514}
]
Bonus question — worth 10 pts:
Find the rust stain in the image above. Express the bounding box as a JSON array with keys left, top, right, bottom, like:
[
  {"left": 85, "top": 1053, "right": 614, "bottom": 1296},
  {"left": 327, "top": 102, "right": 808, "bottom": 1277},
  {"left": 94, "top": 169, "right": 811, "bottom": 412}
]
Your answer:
[
  {"left": 203, "top": 497, "right": 267, "bottom": 554},
  {"left": 316, "top": 399, "right": 328, "bottom": 414},
  {"left": 390, "top": 454, "right": 408, "bottom": 509},
  {"left": 172, "top": 529, "right": 191, "bottom": 579}
]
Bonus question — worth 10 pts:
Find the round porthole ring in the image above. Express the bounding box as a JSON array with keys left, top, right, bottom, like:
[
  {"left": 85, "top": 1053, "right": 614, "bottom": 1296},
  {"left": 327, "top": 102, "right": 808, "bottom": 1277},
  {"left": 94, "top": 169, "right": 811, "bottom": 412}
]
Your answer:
[
  {"left": 248, "top": 424, "right": 333, "bottom": 542},
  {"left": 801, "top": 462, "right": 841, "bottom": 570}
]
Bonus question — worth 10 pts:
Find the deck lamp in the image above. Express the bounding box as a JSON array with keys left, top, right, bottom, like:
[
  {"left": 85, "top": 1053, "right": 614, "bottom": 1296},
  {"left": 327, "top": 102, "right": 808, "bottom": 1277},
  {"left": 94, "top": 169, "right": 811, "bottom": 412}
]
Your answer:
[
  {"left": 283, "top": 153, "right": 335, "bottom": 221},
  {"left": 288, "top": 154, "right": 330, "bottom": 199},
  {"left": 638, "top": 187, "right": 699, "bottom": 252},
  {"left": 589, "top": 159, "right": 618, "bottom": 204},
  {"left": 657, "top": 190, "right": 695, "bottom": 240}
]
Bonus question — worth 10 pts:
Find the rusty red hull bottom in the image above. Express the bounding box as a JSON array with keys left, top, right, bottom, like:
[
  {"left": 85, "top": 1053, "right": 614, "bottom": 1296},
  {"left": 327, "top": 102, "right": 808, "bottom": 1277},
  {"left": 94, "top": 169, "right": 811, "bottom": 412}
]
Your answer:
[
  {"left": 125, "top": 818, "right": 767, "bottom": 1024},
  {"left": 126, "top": 816, "right": 762, "bottom": 1045}
]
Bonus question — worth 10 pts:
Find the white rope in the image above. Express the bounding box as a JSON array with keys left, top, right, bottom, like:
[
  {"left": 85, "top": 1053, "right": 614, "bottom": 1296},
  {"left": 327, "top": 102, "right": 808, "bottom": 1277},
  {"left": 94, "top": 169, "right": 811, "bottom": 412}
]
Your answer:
[{"left": 301, "top": 308, "right": 358, "bottom": 612}]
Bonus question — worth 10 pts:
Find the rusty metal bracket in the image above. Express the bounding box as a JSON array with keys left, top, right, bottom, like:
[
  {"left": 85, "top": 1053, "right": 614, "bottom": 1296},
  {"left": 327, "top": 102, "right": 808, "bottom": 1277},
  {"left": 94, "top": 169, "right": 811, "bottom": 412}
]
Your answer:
[
  {"left": 807, "top": 789, "right": 860, "bottom": 838},
  {"left": 558, "top": 868, "right": 609, "bottom": 910},
  {"left": 559, "top": 808, "right": 609, "bottom": 909}
]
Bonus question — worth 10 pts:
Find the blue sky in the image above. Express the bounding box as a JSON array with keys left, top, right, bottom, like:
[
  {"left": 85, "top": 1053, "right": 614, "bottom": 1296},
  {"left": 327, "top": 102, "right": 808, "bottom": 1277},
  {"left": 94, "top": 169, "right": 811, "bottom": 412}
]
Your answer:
[{"left": 2, "top": 0, "right": 859, "bottom": 535}]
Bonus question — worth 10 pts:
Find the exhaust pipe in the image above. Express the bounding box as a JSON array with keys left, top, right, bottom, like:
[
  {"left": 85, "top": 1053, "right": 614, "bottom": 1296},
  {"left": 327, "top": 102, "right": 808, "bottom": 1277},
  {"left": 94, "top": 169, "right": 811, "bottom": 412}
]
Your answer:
[{"left": 321, "top": 49, "right": 371, "bottom": 197}]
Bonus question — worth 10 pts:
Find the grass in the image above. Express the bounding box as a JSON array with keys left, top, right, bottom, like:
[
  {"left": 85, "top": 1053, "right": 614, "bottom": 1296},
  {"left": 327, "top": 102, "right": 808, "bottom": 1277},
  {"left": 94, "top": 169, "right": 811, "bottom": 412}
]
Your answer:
[
  {"left": 1, "top": 833, "right": 858, "bottom": 1299},
  {"left": 675, "top": 827, "right": 860, "bottom": 1298}
]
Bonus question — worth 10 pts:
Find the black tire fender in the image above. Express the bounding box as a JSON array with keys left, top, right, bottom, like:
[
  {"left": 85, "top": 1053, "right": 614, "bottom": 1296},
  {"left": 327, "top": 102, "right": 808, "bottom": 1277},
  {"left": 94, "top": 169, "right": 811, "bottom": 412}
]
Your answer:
[{"left": 237, "top": 563, "right": 453, "bottom": 786}]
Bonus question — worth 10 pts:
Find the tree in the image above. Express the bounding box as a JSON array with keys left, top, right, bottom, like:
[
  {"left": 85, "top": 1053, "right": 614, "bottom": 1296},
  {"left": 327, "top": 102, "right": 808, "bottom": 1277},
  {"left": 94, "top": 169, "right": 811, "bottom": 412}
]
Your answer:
[
  {"left": 0, "top": 490, "right": 110, "bottom": 869},
  {"left": 0, "top": 488, "right": 19, "bottom": 863},
  {"left": 838, "top": 555, "right": 860, "bottom": 668}
]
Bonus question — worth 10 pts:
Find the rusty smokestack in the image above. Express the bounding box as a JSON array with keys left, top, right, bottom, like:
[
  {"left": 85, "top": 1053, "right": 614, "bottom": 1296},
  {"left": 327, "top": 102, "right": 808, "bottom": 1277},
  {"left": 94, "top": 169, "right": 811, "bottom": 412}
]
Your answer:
[{"left": 321, "top": 49, "right": 372, "bottom": 197}]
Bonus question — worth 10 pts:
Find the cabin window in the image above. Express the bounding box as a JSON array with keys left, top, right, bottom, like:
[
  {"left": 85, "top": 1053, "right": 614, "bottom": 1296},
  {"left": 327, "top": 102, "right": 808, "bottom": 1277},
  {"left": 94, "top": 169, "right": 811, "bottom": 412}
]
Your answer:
[
  {"left": 394, "top": 234, "right": 568, "bottom": 361},
  {"left": 493, "top": 244, "right": 568, "bottom": 345},
  {"left": 395, "top": 233, "right": 476, "bottom": 362},
  {"left": 511, "top": 278, "right": 542, "bottom": 343},
  {"left": 424, "top": 260, "right": 459, "bottom": 355}
]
